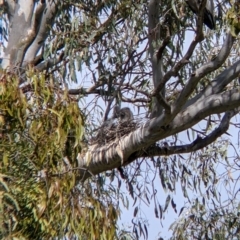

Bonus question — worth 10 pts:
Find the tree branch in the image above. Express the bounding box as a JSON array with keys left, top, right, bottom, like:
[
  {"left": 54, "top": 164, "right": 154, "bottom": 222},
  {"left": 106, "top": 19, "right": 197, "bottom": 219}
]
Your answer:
[
  {"left": 149, "top": 1, "right": 211, "bottom": 119},
  {"left": 30, "top": 0, "right": 46, "bottom": 39},
  {"left": 2, "top": 0, "right": 35, "bottom": 68},
  {"left": 35, "top": 51, "right": 64, "bottom": 71},
  {"left": 79, "top": 89, "right": 240, "bottom": 181},
  {"left": 148, "top": 0, "right": 166, "bottom": 118},
  {"left": 23, "top": 0, "right": 59, "bottom": 65},
  {"left": 172, "top": 32, "right": 235, "bottom": 116},
  {"left": 5, "top": 0, "right": 16, "bottom": 21},
  {"left": 151, "top": 15, "right": 205, "bottom": 98},
  {"left": 68, "top": 88, "right": 107, "bottom": 96},
  {"left": 138, "top": 109, "right": 238, "bottom": 159},
  {"left": 121, "top": 96, "right": 150, "bottom": 104},
  {"left": 185, "top": 53, "right": 240, "bottom": 110}
]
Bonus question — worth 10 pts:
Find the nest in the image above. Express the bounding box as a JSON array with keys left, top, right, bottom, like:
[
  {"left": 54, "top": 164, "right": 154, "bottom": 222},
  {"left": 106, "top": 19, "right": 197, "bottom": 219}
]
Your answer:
[{"left": 89, "top": 120, "right": 138, "bottom": 146}]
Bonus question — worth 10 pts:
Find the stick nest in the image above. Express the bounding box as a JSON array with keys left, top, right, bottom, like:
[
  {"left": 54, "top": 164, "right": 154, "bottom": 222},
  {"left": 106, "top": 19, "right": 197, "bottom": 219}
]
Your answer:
[{"left": 89, "top": 120, "right": 138, "bottom": 146}]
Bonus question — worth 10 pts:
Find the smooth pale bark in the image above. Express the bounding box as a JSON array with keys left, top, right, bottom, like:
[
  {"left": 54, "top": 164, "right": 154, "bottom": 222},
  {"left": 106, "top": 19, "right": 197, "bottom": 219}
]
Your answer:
[
  {"left": 2, "top": 0, "right": 35, "bottom": 68},
  {"left": 78, "top": 88, "right": 240, "bottom": 181},
  {"left": 148, "top": 0, "right": 165, "bottom": 118},
  {"left": 23, "top": 0, "right": 58, "bottom": 65},
  {"left": 2, "top": 1, "right": 58, "bottom": 69}
]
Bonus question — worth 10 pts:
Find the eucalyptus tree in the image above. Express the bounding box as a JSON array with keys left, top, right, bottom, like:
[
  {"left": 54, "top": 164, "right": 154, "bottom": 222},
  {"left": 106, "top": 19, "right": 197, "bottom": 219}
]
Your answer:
[{"left": 0, "top": 0, "right": 240, "bottom": 239}]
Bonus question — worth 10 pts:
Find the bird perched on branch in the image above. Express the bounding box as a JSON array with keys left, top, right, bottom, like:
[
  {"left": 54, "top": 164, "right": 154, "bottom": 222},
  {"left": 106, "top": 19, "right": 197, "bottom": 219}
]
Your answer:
[{"left": 186, "top": 0, "right": 215, "bottom": 29}]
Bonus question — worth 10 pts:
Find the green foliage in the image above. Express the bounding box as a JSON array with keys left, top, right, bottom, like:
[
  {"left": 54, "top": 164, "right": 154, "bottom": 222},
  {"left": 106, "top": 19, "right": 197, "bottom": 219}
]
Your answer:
[
  {"left": 46, "top": 0, "right": 144, "bottom": 84},
  {"left": 226, "top": 1, "right": 240, "bottom": 37},
  {"left": 0, "top": 71, "right": 118, "bottom": 239},
  {"left": 170, "top": 201, "right": 240, "bottom": 239},
  {"left": 1, "top": 0, "right": 240, "bottom": 239}
]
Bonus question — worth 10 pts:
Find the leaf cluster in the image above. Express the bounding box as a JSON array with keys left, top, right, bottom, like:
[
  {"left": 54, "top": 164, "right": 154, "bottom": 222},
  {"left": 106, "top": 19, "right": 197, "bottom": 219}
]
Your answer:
[{"left": 0, "top": 70, "right": 118, "bottom": 239}]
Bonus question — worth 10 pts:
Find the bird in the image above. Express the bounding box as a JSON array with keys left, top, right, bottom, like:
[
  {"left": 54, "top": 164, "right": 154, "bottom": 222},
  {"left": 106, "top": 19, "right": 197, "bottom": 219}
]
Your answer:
[
  {"left": 186, "top": 0, "right": 215, "bottom": 29},
  {"left": 112, "top": 106, "right": 133, "bottom": 123},
  {"left": 118, "top": 107, "right": 133, "bottom": 123}
]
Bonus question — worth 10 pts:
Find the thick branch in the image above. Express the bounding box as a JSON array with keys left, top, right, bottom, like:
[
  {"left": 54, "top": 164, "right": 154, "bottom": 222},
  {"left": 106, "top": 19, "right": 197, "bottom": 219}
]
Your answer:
[
  {"left": 148, "top": 0, "right": 165, "bottom": 118},
  {"left": 2, "top": 0, "right": 35, "bottom": 68},
  {"left": 135, "top": 109, "right": 238, "bottom": 160},
  {"left": 172, "top": 32, "right": 235, "bottom": 116},
  {"left": 79, "top": 89, "right": 240, "bottom": 180},
  {"left": 23, "top": 0, "right": 59, "bottom": 65},
  {"left": 6, "top": 0, "right": 16, "bottom": 21},
  {"left": 185, "top": 55, "right": 240, "bottom": 109},
  {"left": 30, "top": 0, "right": 46, "bottom": 40}
]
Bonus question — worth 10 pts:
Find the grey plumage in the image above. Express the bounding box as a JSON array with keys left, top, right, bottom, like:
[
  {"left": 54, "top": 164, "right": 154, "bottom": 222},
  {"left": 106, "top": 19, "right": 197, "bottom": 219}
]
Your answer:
[
  {"left": 186, "top": 0, "right": 215, "bottom": 29},
  {"left": 118, "top": 107, "right": 133, "bottom": 123}
]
